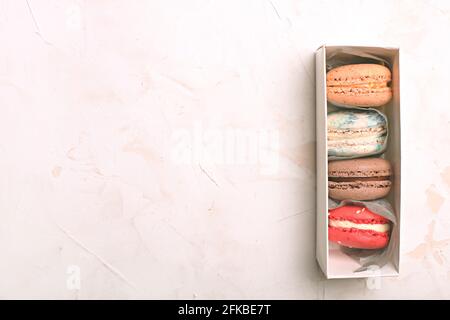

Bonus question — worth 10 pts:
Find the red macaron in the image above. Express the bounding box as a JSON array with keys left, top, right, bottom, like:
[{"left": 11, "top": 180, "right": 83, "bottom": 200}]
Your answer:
[{"left": 328, "top": 205, "right": 390, "bottom": 249}]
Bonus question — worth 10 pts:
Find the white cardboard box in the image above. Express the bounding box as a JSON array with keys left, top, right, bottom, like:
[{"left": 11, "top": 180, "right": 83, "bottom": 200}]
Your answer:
[{"left": 315, "top": 45, "right": 401, "bottom": 279}]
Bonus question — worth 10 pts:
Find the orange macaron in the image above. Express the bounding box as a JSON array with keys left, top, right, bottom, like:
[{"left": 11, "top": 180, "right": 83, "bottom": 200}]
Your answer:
[{"left": 326, "top": 64, "right": 392, "bottom": 107}]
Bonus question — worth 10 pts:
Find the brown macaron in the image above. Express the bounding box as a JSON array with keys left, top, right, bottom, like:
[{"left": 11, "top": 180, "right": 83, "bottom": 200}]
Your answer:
[
  {"left": 328, "top": 158, "right": 392, "bottom": 201},
  {"left": 327, "top": 64, "right": 392, "bottom": 107}
]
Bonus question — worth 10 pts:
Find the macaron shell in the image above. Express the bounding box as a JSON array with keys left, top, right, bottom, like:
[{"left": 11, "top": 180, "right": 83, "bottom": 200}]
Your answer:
[
  {"left": 326, "top": 64, "right": 392, "bottom": 86},
  {"left": 328, "top": 226, "right": 389, "bottom": 249},
  {"left": 328, "top": 135, "right": 386, "bottom": 157},
  {"left": 328, "top": 180, "right": 391, "bottom": 201},
  {"left": 327, "top": 109, "right": 386, "bottom": 130},
  {"left": 327, "top": 87, "right": 392, "bottom": 107},
  {"left": 328, "top": 205, "right": 389, "bottom": 223},
  {"left": 328, "top": 158, "right": 392, "bottom": 177}
]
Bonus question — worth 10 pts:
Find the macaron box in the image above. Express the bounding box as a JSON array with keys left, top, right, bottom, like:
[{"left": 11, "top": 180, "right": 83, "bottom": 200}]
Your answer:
[{"left": 315, "top": 46, "right": 401, "bottom": 279}]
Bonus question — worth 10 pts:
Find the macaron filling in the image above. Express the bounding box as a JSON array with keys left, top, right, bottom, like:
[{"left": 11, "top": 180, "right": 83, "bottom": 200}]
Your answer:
[
  {"left": 327, "top": 135, "right": 386, "bottom": 148},
  {"left": 328, "top": 86, "right": 391, "bottom": 96},
  {"left": 329, "top": 176, "right": 390, "bottom": 182},
  {"left": 327, "top": 126, "right": 386, "bottom": 137},
  {"left": 328, "top": 81, "right": 390, "bottom": 89},
  {"left": 329, "top": 219, "right": 390, "bottom": 233},
  {"left": 328, "top": 181, "right": 391, "bottom": 192}
]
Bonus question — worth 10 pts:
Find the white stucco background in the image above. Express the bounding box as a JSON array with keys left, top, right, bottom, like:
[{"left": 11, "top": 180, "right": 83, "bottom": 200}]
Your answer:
[{"left": 1, "top": 0, "right": 450, "bottom": 299}]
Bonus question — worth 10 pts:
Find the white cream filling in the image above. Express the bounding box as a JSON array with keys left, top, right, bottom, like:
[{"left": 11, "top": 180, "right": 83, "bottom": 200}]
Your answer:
[{"left": 329, "top": 220, "right": 390, "bottom": 233}]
